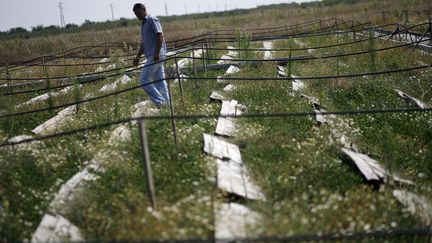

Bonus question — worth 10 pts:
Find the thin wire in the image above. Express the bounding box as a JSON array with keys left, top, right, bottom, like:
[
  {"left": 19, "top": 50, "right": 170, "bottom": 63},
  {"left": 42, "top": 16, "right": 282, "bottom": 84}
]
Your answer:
[
  {"left": 209, "top": 22, "right": 397, "bottom": 42},
  {"left": 176, "top": 38, "right": 432, "bottom": 62},
  {"left": 100, "top": 228, "right": 432, "bottom": 242},
  {"left": 0, "top": 19, "right": 330, "bottom": 71},
  {"left": 3, "top": 22, "right": 421, "bottom": 69},
  {"left": 2, "top": 20, "right": 427, "bottom": 79},
  {"left": 0, "top": 20, "right": 411, "bottom": 75},
  {"left": 196, "top": 22, "right": 428, "bottom": 52},
  {"left": 2, "top": 106, "right": 431, "bottom": 147},
  {"left": 0, "top": 18, "right": 377, "bottom": 73},
  {"left": 1, "top": 64, "right": 430, "bottom": 119},
  {"left": 2, "top": 36, "right": 430, "bottom": 97},
  {"left": 0, "top": 22, "right": 340, "bottom": 73},
  {"left": 2, "top": 29, "right": 429, "bottom": 86}
]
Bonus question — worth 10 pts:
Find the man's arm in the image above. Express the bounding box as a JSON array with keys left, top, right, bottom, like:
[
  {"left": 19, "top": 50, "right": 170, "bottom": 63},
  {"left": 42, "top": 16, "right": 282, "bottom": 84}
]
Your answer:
[
  {"left": 134, "top": 43, "right": 144, "bottom": 66},
  {"left": 154, "top": 32, "right": 164, "bottom": 61}
]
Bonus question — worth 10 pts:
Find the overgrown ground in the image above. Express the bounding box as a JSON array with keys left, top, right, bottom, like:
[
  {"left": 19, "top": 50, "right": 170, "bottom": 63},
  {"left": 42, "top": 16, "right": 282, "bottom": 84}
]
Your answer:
[{"left": 1, "top": 0, "right": 432, "bottom": 241}]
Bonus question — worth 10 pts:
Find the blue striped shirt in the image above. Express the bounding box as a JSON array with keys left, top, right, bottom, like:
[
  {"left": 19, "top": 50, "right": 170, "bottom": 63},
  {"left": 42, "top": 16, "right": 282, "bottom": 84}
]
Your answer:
[{"left": 141, "top": 15, "right": 167, "bottom": 57}]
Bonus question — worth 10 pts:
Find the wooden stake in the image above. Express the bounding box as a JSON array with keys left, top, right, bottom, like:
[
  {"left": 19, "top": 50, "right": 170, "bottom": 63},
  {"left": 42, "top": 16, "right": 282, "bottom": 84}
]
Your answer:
[
  {"left": 404, "top": 10, "right": 409, "bottom": 24},
  {"left": 5, "top": 63, "right": 11, "bottom": 92},
  {"left": 138, "top": 119, "right": 156, "bottom": 209},
  {"left": 192, "top": 48, "right": 198, "bottom": 90},
  {"left": 429, "top": 17, "right": 432, "bottom": 46},
  {"left": 205, "top": 34, "right": 210, "bottom": 65},
  {"left": 166, "top": 78, "right": 177, "bottom": 144},
  {"left": 202, "top": 42, "right": 207, "bottom": 72},
  {"left": 173, "top": 54, "right": 184, "bottom": 99},
  {"left": 352, "top": 20, "right": 356, "bottom": 41},
  {"left": 42, "top": 57, "right": 54, "bottom": 113}
]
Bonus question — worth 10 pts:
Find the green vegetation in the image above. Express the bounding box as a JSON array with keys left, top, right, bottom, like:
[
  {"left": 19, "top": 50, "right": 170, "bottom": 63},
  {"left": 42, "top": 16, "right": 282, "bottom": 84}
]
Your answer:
[
  {"left": 1, "top": 0, "right": 431, "bottom": 64},
  {"left": 0, "top": 0, "right": 365, "bottom": 40},
  {"left": 1, "top": 0, "right": 432, "bottom": 241}
]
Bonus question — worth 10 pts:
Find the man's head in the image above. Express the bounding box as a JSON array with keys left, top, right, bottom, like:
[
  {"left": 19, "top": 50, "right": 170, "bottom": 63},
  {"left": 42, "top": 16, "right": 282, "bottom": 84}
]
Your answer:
[{"left": 133, "top": 3, "right": 147, "bottom": 20}]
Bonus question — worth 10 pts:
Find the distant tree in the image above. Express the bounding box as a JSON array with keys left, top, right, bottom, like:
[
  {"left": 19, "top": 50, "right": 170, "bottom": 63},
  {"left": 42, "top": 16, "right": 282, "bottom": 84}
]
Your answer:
[
  {"left": 45, "top": 25, "right": 60, "bottom": 30},
  {"left": 65, "top": 23, "right": 78, "bottom": 29},
  {"left": 8, "top": 27, "right": 28, "bottom": 35},
  {"left": 82, "top": 20, "right": 94, "bottom": 26},
  {"left": 119, "top": 17, "right": 128, "bottom": 27},
  {"left": 31, "top": 25, "right": 44, "bottom": 32},
  {"left": 322, "top": 0, "right": 361, "bottom": 5}
]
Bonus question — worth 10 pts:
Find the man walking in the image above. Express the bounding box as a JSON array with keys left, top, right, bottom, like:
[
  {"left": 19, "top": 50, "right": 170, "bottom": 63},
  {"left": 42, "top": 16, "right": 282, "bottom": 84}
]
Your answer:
[{"left": 133, "top": 3, "right": 170, "bottom": 108}]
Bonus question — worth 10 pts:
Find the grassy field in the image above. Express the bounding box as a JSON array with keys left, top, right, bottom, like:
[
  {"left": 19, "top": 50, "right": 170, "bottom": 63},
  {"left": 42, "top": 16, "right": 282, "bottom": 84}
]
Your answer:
[
  {"left": 1, "top": 0, "right": 432, "bottom": 64},
  {"left": 1, "top": 0, "right": 432, "bottom": 241}
]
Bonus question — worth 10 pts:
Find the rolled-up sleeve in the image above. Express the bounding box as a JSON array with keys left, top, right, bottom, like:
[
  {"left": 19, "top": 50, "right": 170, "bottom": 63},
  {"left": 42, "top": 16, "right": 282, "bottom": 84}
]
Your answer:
[{"left": 150, "top": 18, "right": 163, "bottom": 33}]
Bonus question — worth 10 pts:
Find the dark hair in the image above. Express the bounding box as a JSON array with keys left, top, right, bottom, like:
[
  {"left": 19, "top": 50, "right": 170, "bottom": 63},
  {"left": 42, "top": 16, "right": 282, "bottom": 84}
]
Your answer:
[{"left": 133, "top": 3, "right": 145, "bottom": 11}]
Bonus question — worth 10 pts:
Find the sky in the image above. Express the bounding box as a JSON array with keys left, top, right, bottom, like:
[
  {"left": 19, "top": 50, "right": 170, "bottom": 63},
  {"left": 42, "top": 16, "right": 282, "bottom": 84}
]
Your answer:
[{"left": 0, "top": 0, "right": 313, "bottom": 32}]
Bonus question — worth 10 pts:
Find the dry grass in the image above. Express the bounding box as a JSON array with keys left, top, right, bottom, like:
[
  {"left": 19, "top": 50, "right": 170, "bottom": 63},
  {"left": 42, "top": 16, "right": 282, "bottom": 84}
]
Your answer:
[{"left": 1, "top": 0, "right": 431, "bottom": 64}]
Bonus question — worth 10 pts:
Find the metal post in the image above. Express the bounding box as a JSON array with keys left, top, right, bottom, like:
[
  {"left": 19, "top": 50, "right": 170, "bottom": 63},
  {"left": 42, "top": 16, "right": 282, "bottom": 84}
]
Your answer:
[
  {"left": 352, "top": 20, "right": 356, "bottom": 41},
  {"left": 288, "top": 38, "right": 292, "bottom": 78},
  {"left": 404, "top": 10, "right": 409, "bottom": 24},
  {"left": 42, "top": 58, "right": 51, "bottom": 88},
  {"left": 42, "top": 57, "right": 54, "bottom": 113},
  {"left": 201, "top": 42, "right": 207, "bottom": 72},
  {"left": 335, "top": 18, "right": 339, "bottom": 38},
  {"left": 173, "top": 54, "right": 184, "bottom": 99},
  {"left": 429, "top": 17, "right": 432, "bottom": 46},
  {"left": 137, "top": 119, "right": 156, "bottom": 209},
  {"left": 192, "top": 48, "right": 198, "bottom": 90},
  {"left": 5, "top": 63, "right": 11, "bottom": 91},
  {"left": 205, "top": 34, "right": 210, "bottom": 65},
  {"left": 397, "top": 23, "right": 401, "bottom": 41},
  {"left": 166, "top": 78, "right": 177, "bottom": 144}
]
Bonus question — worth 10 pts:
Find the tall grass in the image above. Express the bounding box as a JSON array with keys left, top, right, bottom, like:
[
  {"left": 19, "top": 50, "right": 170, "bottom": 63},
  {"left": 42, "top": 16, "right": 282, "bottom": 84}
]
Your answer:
[{"left": 236, "top": 29, "right": 252, "bottom": 60}]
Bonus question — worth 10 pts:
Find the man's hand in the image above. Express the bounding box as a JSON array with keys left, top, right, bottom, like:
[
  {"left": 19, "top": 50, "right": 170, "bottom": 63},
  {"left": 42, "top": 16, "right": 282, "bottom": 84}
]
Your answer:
[
  {"left": 133, "top": 56, "right": 140, "bottom": 66},
  {"left": 153, "top": 53, "right": 160, "bottom": 62}
]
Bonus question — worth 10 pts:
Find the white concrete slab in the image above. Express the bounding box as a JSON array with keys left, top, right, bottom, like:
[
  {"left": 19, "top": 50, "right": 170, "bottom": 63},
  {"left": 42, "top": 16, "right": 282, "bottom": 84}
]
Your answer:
[
  {"left": 393, "top": 190, "right": 432, "bottom": 225},
  {"left": 203, "top": 133, "right": 242, "bottom": 164},
  {"left": 223, "top": 84, "right": 236, "bottom": 92},
  {"left": 216, "top": 117, "right": 237, "bottom": 137},
  {"left": 16, "top": 86, "right": 78, "bottom": 108},
  {"left": 214, "top": 202, "right": 261, "bottom": 241},
  {"left": 291, "top": 74, "right": 305, "bottom": 92},
  {"left": 217, "top": 55, "right": 234, "bottom": 65},
  {"left": 227, "top": 46, "right": 238, "bottom": 58},
  {"left": 215, "top": 159, "right": 265, "bottom": 200},
  {"left": 210, "top": 91, "right": 226, "bottom": 102},
  {"left": 131, "top": 100, "right": 160, "bottom": 121},
  {"left": 99, "top": 75, "right": 132, "bottom": 92},
  {"left": 300, "top": 94, "right": 321, "bottom": 109},
  {"left": 226, "top": 65, "right": 240, "bottom": 75},
  {"left": 216, "top": 100, "right": 242, "bottom": 137},
  {"left": 108, "top": 124, "right": 132, "bottom": 145},
  {"left": 263, "top": 41, "right": 273, "bottom": 59},
  {"left": 276, "top": 65, "right": 288, "bottom": 77},
  {"left": 395, "top": 89, "right": 428, "bottom": 109},
  {"left": 6, "top": 135, "right": 37, "bottom": 150},
  {"left": 341, "top": 148, "right": 414, "bottom": 185},
  {"left": 217, "top": 76, "right": 228, "bottom": 83},
  {"left": 31, "top": 105, "right": 77, "bottom": 135},
  {"left": 175, "top": 49, "right": 204, "bottom": 68},
  {"left": 173, "top": 74, "right": 189, "bottom": 84},
  {"left": 49, "top": 161, "right": 104, "bottom": 214},
  {"left": 32, "top": 214, "right": 84, "bottom": 243}
]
